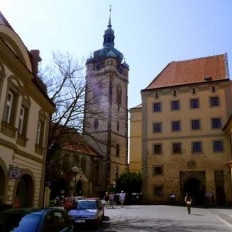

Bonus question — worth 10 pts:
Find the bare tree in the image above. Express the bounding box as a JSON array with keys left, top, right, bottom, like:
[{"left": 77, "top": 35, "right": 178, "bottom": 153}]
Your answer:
[
  {"left": 39, "top": 52, "right": 86, "bottom": 165},
  {"left": 39, "top": 52, "right": 111, "bottom": 183}
]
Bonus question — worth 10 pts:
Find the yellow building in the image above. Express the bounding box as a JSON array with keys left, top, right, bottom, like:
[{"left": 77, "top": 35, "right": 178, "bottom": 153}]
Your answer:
[
  {"left": 0, "top": 11, "right": 55, "bottom": 208},
  {"left": 129, "top": 104, "right": 142, "bottom": 173},
  {"left": 131, "top": 54, "right": 232, "bottom": 206}
]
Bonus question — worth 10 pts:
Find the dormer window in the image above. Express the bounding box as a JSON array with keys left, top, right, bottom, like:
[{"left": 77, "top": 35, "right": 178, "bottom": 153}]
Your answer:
[{"left": 204, "top": 76, "right": 212, "bottom": 81}]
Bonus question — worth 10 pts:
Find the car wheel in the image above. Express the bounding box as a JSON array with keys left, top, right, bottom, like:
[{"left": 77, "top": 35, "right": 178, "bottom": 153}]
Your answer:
[{"left": 93, "top": 218, "right": 100, "bottom": 229}]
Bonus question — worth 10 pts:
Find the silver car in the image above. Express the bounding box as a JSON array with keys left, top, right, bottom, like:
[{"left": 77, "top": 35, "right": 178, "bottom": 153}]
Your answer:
[{"left": 68, "top": 198, "right": 104, "bottom": 229}]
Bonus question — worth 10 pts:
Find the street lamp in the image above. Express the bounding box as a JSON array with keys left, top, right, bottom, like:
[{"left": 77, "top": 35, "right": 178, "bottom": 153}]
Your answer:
[{"left": 72, "top": 166, "right": 79, "bottom": 201}]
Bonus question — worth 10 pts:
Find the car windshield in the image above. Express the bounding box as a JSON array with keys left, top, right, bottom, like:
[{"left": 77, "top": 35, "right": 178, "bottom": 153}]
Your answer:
[
  {"left": 76, "top": 201, "right": 97, "bottom": 210},
  {"left": 0, "top": 212, "right": 40, "bottom": 232}
]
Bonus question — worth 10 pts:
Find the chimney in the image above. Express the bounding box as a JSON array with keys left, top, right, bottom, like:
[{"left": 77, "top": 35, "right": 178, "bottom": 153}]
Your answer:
[{"left": 30, "top": 50, "right": 42, "bottom": 74}]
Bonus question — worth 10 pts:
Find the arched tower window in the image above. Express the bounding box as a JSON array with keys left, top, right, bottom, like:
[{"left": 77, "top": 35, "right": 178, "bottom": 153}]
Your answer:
[
  {"left": 116, "top": 144, "right": 120, "bottom": 157},
  {"left": 93, "top": 81, "right": 103, "bottom": 103},
  {"left": 94, "top": 118, "right": 99, "bottom": 129},
  {"left": 117, "top": 121, "right": 119, "bottom": 131},
  {"left": 116, "top": 84, "right": 122, "bottom": 106}
]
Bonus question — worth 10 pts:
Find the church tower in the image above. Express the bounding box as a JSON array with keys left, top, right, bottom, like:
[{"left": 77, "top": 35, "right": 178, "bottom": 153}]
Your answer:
[{"left": 84, "top": 8, "right": 129, "bottom": 192}]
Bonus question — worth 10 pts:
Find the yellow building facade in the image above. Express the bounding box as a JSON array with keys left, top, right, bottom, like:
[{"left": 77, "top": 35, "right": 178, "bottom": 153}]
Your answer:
[
  {"left": 0, "top": 11, "right": 55, "bottom": 208},
  {"left": 129, "top": 104, "right": 142, "bottom": 173},
  {"left": 131, "top": 54, "right": 232, "bottom": 206}
]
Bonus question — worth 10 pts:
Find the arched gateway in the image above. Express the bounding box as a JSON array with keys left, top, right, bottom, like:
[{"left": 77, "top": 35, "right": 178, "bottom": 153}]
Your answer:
[
  {"left": 15, "top": 174, "right": 34, "bottom": 207},
  {"left": 180, "top": 171, "right": 205, "bottom": 205}
]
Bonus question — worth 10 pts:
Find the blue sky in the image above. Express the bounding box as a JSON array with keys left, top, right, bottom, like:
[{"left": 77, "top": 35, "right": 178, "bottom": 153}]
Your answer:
[{"left": 1, "top": 0, "right": 232, "bottom": 109}]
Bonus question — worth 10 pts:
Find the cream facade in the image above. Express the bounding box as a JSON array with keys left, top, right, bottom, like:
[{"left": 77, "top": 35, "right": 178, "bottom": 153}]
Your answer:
[
  {"left": 129, "top": 104, "right": 142, "bottom": 173},
  {"left": 0, "top": 12, "right": 55, "bottom": 208},
  {"left": 131, "top": 54, "right": 232, "bottom": 206}
]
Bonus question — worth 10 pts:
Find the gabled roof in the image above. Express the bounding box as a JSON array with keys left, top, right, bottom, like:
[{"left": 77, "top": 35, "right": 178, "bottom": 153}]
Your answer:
[
  {"left": 143, "top": 54, "right": 229, "bottom": 90},
  {"left": 53, "top": 125, "right": 102, "bottom": 158},
  {"left": 0, "top": 10, "right": 13, "bottom": 29},
  {"left": 63, "top": 141, "right": 101, "bottom": 158},
  {"left": 130, "top": 104, "right": 142, "bottom": 110}
]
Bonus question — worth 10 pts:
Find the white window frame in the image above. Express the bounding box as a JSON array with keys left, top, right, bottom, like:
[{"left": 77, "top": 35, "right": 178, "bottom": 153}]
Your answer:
[
  {"left": 18, "top": 106, "right": 25, "bottom": 135},
  {"left": 36, "top": 120, "right": 42, "bottom": 145},
  {"left": 4, "top": 91, "right": 13, "bottom": 123}
]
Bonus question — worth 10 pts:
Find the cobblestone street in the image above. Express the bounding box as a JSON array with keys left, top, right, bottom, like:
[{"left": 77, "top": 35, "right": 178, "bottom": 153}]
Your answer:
[{"left": 75, "top": 205, "right": 232, "bottom": 232}]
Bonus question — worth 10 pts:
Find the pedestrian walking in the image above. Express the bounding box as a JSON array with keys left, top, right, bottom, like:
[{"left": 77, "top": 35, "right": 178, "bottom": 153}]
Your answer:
[
  {"left": 184, "top": 193, "right": 192, "bottom": 214},
  {"left": 119, "top": 190, "right": 126, "bottom": 207},
  {"left": 103, "top": 192, "right": 109, "bottom": 208},
  {"left": 109, "top": 192, "right": 115, "bottom": 208}
]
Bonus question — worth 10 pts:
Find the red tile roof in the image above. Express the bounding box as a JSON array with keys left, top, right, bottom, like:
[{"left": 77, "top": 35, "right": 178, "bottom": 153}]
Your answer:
[{"left": 144, "top": 54, "right": 228, "bottom": 90}]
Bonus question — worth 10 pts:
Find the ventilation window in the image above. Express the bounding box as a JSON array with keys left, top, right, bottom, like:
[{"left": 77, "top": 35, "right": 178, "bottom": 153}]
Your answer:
[
  {"left": 204, "top": 76, "right": 212, "bottom": 81},
  {"left": 212, "top": 86, "right": 215, "bottom": 92},
  {"left": 192, "top": 89, "right": 195, "bottom": 94}
]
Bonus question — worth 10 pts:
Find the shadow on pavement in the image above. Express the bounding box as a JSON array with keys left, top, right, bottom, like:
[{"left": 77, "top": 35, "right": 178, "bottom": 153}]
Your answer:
[{"left": 73, "top": 216, "right": 111, "bottom": 232}]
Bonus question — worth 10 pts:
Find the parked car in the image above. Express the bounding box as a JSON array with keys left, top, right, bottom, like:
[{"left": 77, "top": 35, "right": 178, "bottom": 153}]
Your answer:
[
  {"left": 0, "top": 207, "right": 73, "bottom": 232},
  {"left": 68, "top": 198, "right": 104, "bottom": 229},
  {"left": 64, "top": 196, "right": 86, "bottom": 211}
]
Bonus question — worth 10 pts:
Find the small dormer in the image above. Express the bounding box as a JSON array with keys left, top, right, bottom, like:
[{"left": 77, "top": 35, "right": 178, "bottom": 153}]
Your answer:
[{"left": 204, "top": 76, "right": 212, "bottom": 81}]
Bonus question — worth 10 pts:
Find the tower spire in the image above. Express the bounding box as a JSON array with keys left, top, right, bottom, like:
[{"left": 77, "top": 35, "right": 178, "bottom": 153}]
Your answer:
[
  {"left": 103, "top": 5, "right": 115, "bottom": 48},
  {"left": 108, "top": 5, "right": 112, "bottom": 27}
]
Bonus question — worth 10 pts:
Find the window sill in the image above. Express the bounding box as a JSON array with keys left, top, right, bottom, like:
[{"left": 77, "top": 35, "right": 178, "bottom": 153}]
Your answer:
[
  {"left": 1, "top": 121, "right": 17, "bottom": 138},
  {"left": 35, "top": 144, "right": 44, "bottom": 155},
  {"left": 16, "top": 134, "right": 28, "bottom": 147}
]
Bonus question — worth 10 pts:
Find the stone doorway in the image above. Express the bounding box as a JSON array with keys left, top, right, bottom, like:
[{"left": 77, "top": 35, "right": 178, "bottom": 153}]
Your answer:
[
  {"left": 180, "top": 171, "right": 205, "bottom": 205},
  {"left": 15, "top": 174, "right": 34, "bottom": 207},
  {"left": 0, "top": 166, "right": 5, "bottom": 204}
]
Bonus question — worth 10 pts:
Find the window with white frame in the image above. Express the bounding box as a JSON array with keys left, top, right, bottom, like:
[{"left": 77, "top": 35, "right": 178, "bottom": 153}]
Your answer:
[
  {"left": 0, "top": 63, "right": 5, "bottom": 99},
  {"left": 4, "top": 91, "right": 14, "bottom": 123},
  {"left": 36, "top": 119, "right": 45, "bottom": 146},
  {"left": 18, "top": 106, "right": 25, "bottom": 135}
]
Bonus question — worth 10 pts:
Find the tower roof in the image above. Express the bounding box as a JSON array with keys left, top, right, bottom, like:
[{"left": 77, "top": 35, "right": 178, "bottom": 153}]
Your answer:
[
  {"left": 103, "top": 6, "right": 115, "bottom": 48},
  {"left": 87, "top": 7, "right": 124, "bottom": 65}
]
